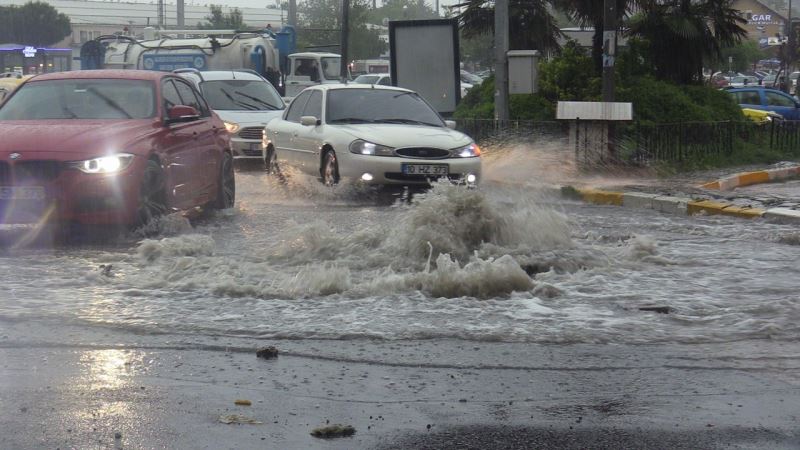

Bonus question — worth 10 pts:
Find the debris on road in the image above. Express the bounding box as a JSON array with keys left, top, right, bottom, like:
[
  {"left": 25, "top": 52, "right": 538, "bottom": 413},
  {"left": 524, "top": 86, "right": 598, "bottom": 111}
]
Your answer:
[
  {"left": 219, "top": 414, "right": 262, "bottom": 424},
  {"left": 256, "top": 346, "right": 279, "bottom": 359},
  {"left": 310, "top": 424, "right": 356, "bottom": 438},
  {"left": 234, "top": 399, "right": 252, "bottom": 406},
  {"left": 638, "top": 306, "right": 671, "bottom": 314}
]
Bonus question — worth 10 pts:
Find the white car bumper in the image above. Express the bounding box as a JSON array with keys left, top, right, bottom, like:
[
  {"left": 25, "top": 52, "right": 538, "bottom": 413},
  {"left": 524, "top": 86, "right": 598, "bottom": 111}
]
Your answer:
[{"left": 338, "top": 154, "right": 482, "bottom": 185}]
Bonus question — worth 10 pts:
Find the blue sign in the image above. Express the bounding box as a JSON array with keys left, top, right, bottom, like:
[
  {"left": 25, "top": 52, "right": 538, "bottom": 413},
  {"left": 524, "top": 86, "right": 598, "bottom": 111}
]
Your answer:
[{"left": 141, "top": 53, "right": 207, "bottom": 71}]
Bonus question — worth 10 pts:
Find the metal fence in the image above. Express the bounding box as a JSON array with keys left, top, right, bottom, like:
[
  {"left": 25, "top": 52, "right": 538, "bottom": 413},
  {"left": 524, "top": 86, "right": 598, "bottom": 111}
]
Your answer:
[{"left": 455, "top": 118, "right": 800, "bottom": 165}]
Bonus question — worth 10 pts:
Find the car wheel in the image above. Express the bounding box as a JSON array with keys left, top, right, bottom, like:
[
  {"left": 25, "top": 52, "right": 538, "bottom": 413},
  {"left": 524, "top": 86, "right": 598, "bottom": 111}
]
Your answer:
[
  {"left": 136, "top": 159, "right": 167, "bottom": 226},
  {"left": 215, "top": 152, "right": 236, "bottom": 209},
  {"left": 265, "top": 145, "right": 280, "bottom": 175},
  {"left": 321, "top": 150, "right": 340, "bottom": 186}
]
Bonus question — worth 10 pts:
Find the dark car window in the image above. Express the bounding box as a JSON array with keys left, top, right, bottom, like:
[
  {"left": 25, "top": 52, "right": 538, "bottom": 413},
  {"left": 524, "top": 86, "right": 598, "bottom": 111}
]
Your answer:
[
  {"left": 735, "top": 91, "right": 761, "bottom": 105},
  {"left": 0, "top": 79, "right": 156, "bottom": 120},
  {"left": 162, "top": 80, "right": 183, "bottom": 111},
  {"left": 302, "top": 91, "right": 323, "bottom": 118},
  {"left": 326, "top": 88, "right": 444, "bottom": 127},
  {"left": 200, "top": 79, "right": 283, "bottom": 111},
  {"left": 378, "top": 77, "right": 392, "bottom": 86},
  {"left": 173, "top": 79, "right": 208, "bottom": 116},
  {"left": 765, "top": 91, "right": 796, "bottom": 107},
  {"left": 285, "top": 90, "right": 312, "bottom": 122}
]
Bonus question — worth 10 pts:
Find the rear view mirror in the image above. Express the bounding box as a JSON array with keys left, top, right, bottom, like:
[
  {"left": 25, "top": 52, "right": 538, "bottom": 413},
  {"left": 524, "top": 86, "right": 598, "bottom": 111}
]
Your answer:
[
  {"left": 166, "top": 105, "right": 200, "bottom": 124},
  {"left": 300, "top": 116, "right": 320, "bottom": 126},
  {"left": 445, "top": 120, "right": 456, "bottom": 130}
]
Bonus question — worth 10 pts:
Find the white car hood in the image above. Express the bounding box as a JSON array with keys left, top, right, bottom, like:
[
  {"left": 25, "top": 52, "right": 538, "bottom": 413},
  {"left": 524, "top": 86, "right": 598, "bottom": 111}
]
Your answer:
[
  {"left": 334, "top": 124, "right": 473, "bottom": 149},
  {"left": 214, "top": 109, "right": 283, "bottom": 126}
]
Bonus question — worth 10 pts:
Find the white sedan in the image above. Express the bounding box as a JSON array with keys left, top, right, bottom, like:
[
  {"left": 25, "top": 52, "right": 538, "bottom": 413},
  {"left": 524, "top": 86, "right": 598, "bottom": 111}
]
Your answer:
[{"left": 263, "top": 84, "right": 481, "bottom": 185}]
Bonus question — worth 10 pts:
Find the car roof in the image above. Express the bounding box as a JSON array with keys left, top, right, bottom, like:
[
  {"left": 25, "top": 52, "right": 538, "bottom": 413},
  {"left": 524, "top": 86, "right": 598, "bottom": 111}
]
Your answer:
[
  {"left": 179, "top": 70, "right": 266, "bottom": 82},
  {"left": 30, "top": 70, "right": 167, "bottom": 82},
  {"left": 291, "top": 52, "right": 340, "bottom": 58},
  {"left": 725, "top": 87, "right": 782, "bottom": 91},
  {"left": 306, "top": 83, "right": 410, "bottom": 93},
  {"left": 355, "top": 73, "right": 389, "bottom": 77}
]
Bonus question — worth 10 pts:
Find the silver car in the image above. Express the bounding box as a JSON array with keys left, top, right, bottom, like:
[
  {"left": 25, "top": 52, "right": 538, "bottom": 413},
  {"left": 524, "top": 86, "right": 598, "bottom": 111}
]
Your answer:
[
  {"left": 177, "top": 69, "right": 285, "bottom": 160},
  {"left": 264, "top": 84, "right": 481, "bottom": 186}
]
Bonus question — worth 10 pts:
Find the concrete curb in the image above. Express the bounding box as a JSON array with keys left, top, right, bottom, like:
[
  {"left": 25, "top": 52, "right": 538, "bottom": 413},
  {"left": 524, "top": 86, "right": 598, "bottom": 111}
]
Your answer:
[
  {"left": 553, "top": 186, "right": 800, "bottom": 222},
  {"left": 701, "top": 166, "right": 800, "bottom": 191}
]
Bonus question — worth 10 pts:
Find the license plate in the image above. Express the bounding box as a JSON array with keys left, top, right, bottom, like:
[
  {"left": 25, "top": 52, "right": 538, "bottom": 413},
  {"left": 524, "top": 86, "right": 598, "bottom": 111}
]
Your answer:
[
  {"left": 0, "top": 186, "right": 45, "bottom": 200},
  {"left": 401, "top": 164, "right": 449, "bottom": 176},
  {"left": 249, "top": 143, "right": 262, "bottom": 151}
]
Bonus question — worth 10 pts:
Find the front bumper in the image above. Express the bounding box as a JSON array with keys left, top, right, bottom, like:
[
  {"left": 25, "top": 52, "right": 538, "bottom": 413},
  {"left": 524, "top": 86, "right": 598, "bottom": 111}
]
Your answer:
[
  {"left": 230, "top": 137, "right": 264, "bottom": 159},
  {"left": 1, "top": 159, "right": 144, "bottom": 226},
  {"left": 338, "top": 155, "right": 482, "bottom": 186}
]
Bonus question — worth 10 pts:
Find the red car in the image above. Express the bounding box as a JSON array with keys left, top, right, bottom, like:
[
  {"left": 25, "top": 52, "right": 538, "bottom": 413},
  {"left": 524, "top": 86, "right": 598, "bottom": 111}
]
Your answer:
[{"left": 0, "top": 70, "right": 235, "bottom": 227}]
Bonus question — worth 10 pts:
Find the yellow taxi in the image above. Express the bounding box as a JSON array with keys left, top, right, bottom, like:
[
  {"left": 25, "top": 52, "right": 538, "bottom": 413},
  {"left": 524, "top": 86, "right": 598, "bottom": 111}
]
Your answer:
[
  {"left": 0, "top": 74, "right": 32, "bottom": 103},
  {"left": 742, "top": 107, "right": 783, "bottom": 124}
]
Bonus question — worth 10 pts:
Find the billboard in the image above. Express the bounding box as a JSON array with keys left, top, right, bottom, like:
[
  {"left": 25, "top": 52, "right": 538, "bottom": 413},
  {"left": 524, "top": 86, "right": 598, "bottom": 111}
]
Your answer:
[{"left": 389, "top": 19, "right": 460, "bottom": 115}]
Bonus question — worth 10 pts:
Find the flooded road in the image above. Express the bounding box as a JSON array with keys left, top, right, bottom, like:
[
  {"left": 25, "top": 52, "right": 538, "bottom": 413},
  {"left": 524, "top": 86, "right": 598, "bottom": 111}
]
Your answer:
[{"left": 1, "top": 168, "right": 798, "bottom": 345}]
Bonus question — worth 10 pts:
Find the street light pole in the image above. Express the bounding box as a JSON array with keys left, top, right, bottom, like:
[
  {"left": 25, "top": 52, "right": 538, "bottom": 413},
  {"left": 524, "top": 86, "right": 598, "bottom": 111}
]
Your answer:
[
  {"left": 493, "top": 0, "right": 509, "bottom": 121},
  {"left": 340, "top": 0, "right": 350, "bottom": 82}
]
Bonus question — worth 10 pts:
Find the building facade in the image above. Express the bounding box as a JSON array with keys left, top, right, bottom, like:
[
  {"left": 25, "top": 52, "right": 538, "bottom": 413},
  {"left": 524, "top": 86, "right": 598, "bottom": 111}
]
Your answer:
[{"left": 732, "top": 0, "right": 788, "bottom": 45}]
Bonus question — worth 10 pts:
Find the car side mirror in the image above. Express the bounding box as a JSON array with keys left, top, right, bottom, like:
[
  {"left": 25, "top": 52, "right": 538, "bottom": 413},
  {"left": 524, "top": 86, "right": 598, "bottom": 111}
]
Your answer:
[
  {"left": 300, "top": 116, "right": 320, "bottom": 126},
  {"left": 445, "top": 120, "right": 456, "bottom": 130},
  {"left": 166, "top": 105, "right": 200, "bottom": 124}
]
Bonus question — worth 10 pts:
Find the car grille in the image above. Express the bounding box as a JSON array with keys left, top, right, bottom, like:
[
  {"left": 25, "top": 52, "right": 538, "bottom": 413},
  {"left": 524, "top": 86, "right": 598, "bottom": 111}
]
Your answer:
[
  {"left": 0, "top": 161, "right": 62, "bottom": 183},
  {"left": 394, "top": 147, "right": 451, "bottom": 159},
  {"left": 240, "top": 147, "right": 263, "bottom": 157},
  {"left": 238, "top": 127, "right": 264, "bottom": 140}
]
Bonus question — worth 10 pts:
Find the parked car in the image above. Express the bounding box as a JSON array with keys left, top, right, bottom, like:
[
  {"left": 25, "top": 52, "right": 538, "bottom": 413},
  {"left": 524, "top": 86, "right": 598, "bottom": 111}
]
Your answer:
[
  {"left": 176, "top": 69, "right": 285, "bottom": 160},
  {"left": 0, "top": 74, "right": 32, "bottom": 103},
  {"left": 726, "top": 87, "right": 800, "bottom": 120},
  {"left": 460, "top": 70, "right": 483, "bottom": 86},
  {"left": 263, "top": 84, "right": 481, "bottom": 186},
  {"left": 727, "top": 76, "right": 760, "bottom": 87},
  {"left": 0, "top": 70, "right": 235, "bottom": 227}
]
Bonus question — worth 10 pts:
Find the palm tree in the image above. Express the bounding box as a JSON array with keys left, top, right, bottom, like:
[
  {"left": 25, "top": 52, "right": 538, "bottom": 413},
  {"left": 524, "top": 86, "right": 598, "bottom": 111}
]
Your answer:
[
  {"left": 452, "top": 0, "right": 563, "bottom": 55},
  {"left": 626, "top": 0, "right": 747, "bottom": 84}
]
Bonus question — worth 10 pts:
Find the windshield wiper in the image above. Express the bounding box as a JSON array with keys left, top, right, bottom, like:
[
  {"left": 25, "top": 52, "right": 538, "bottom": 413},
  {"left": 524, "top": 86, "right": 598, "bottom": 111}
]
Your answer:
[
  {"left": 87, "top": 88, "right": 132, "bottom": 118},
  {"left": 328, "top": 117, "right": 375, "bottom": 124},
  {"left": 374, "top": 118, "right": 440, "bottom": 127},
  {"left": 233, "top": 90, "right": 281, "bottom": 110},
  {"left": 219, "top": 88, "right": 258, "bottom": 111}
]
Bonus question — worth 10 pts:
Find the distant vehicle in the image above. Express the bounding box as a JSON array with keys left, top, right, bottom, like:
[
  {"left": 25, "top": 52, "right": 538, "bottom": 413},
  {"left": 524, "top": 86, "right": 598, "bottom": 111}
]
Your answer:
[
  {"left": 177, "top": 69, "right": 285, "bottom": 160},
  {"left": 352, "top": 73, "right": 473, "bottom": 98},
  {"left": 460, "top": 70, "right": 483, "bottom": 86},
  {"left": 0, "top": 74, "right": 32, "bottom": 103},
  {"left": 727, "top": 76, "right": 759, "bottom": 87},
  {"left": 263, "top": 84, "right": 481, "bottom": 186},
  {"left": 742, "top": 108, "right": 782, "bottom": 124},
  {"left": 350, "top": 59, "right": 390, "bottom": 76},
  {"left": 726, "top": 87, "right": 800, "bottom": 120},
  {"left": 353, "top": 73, "right": 392, "bottom": 86},
  {"left": 284, "top": 52, "right": 345, "bottom": 98},
  {"left": 0, "top": 70, "right": 235, "bottom": 227}
]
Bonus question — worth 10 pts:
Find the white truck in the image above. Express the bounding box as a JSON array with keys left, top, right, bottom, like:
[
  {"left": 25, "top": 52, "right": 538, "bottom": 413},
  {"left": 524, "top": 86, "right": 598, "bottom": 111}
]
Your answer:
[{"left": 283, "top": 52, "right": 345, "bottom": 97}]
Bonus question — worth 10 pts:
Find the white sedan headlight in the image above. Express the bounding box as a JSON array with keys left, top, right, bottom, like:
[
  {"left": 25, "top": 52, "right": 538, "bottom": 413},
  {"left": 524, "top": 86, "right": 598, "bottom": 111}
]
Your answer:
[
  {"left": 73, "top": 154, "right": 135, "bottom": 174},
  {"left": 453, "top": 143, "right": 481, "bottom": 158},
  {"left": 224, "top": 121, "right": 240, "bottom": 133},
  {"left": 349, "top": 140, "right": 394, "bottom": 156}
]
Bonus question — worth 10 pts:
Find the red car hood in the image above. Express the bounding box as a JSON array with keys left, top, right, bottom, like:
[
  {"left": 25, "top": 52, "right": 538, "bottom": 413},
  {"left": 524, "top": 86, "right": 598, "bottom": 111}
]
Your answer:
[{"left": 0, "top": 119, "right": 158, "bottom": 160}]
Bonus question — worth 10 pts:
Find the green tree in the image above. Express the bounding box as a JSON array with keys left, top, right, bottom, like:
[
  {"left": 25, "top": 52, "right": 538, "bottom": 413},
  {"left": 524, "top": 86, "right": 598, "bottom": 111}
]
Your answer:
[
  {"left": 452, "top": 0, "right": 563, "bottom": 53},
  {"left": 712, "top": 40, "right": 767, "bottom": 73},
  {"left": 556, "top": 0, "right": 630, "bottom": 74},
  {"left": 366, "top": 0, "right": 438, "bottom": 24},
  {"left": 198, "top": 5, "right": 245, "bottom": 29},
  {"left": 460, "top": 32, "right": 493, "bottom": 70},
  {"left": 297, "top": 0, "right": 387, "bottom": 60},
  {"left": 626, "top": 0, "right": 747, "bottom": 84},
  {"left": 0, "top": 2, "right": 71, "bottom": 47}
]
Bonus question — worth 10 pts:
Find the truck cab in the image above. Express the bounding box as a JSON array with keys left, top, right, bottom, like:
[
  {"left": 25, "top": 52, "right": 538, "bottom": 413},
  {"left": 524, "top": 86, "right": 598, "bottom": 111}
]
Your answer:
[{"left": 284, "top": 52, "right": 344, "bottom": 97}]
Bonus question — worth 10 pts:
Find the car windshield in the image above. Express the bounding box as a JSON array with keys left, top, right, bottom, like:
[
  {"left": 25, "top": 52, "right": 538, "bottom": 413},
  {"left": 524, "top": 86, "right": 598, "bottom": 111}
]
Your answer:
[
  {"left": 0, "top": 79, "right": 156, "bottom": 120},
  {"left": 353, "top": 75, "right": 380, "bottom": 84},
  {"left": 200, "top": 79, "right": 283, "bottom": 111},
  {"left": 321, "top": 57, "right": 341, "bottom": 80},
  {"left": 326, "top": 88, "right": 444, "bottom": 127}
]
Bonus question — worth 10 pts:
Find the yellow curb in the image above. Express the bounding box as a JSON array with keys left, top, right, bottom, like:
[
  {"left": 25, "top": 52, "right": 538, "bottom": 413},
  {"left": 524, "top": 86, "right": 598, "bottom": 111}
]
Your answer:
[
  {"left": 737, "top": 171, "right": 770, "bottom": 187},
  {"left": 687, "top": 200, "right": 765, "bottom": 218},
  {"left": 701, "top": 181, "right": 721, "bottom": 189},
  {"left": 577, "top": 188, "right": 624, "bottom": 206}
]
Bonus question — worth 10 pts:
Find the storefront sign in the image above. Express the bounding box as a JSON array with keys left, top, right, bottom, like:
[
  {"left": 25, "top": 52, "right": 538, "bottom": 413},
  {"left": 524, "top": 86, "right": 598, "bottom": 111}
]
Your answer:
[{"left": 22, "top": 46, "right": 37, "bottom": 58}]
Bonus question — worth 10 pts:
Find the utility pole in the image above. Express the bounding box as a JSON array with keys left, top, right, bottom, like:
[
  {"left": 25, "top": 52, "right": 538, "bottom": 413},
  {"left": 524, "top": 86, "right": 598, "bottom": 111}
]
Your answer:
[
  {"left": 340, "top": 0, "right": 350, "bottom": 82},
  {"left": 785, "top": 0, "right": 794, "bottom": 93},
  {"left": 288, "top": 0, "right": 297, "bottom": 26},
  {"left": 601, "top": 0, "right": 617, "bottom": 102},
  {"left": 493, "top": 0, "right": 509, "bottom": 121},
  {"left": 177, "top": 0, "right": 185, "bottom": 28}
]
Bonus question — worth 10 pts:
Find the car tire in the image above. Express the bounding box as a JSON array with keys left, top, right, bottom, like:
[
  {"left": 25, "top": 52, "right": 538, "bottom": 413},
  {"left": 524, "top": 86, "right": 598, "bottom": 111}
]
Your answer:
[
  {"left": 214, "top": 152, "right": 236, "bottom": 209},
  {"left": 264, "top": 145, "right": 280, "bottom": 175},
  {"left": 135, "top": 159, "right": 167, "bottom": 227},
  {"left": 321, "top": 150, "right": 340, "bottom": 186}
]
